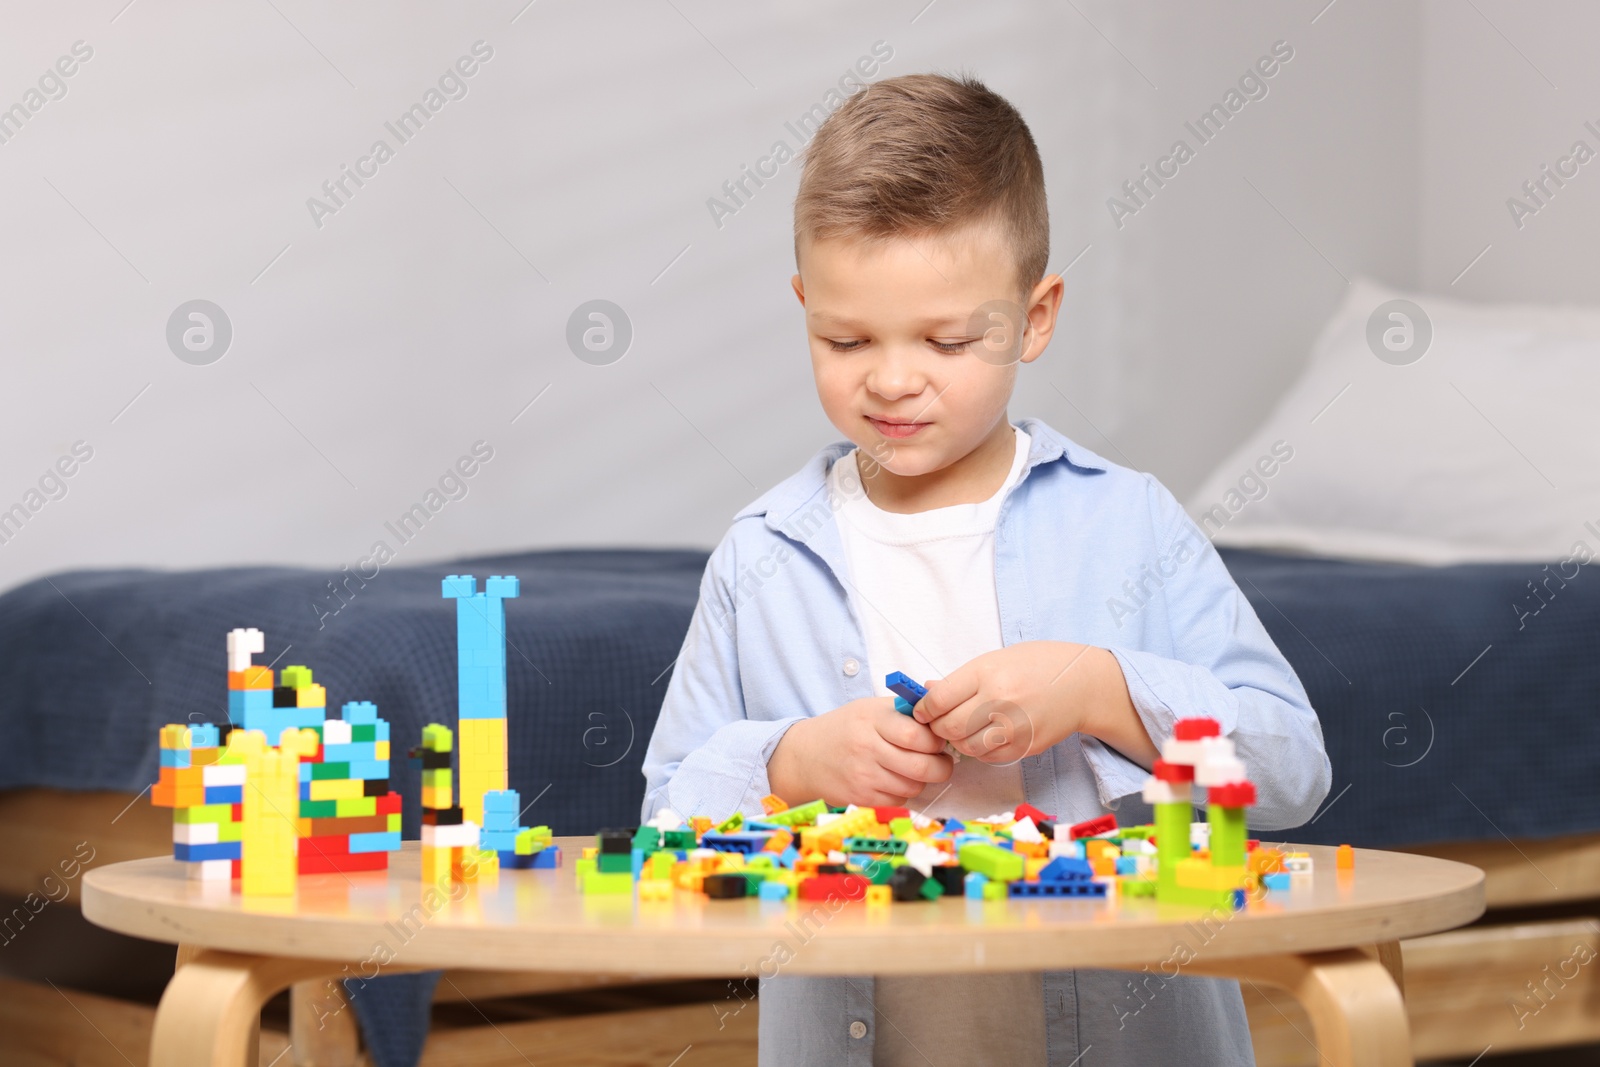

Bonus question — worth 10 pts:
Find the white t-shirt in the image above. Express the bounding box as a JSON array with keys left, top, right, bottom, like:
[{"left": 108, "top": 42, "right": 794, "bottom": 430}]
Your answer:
[
  {"left": 827, "top": 425, "right": 1032, "bottom": 819},
  {"left": 828, "top": 425, "right": 1046, "bottom": 1064}
]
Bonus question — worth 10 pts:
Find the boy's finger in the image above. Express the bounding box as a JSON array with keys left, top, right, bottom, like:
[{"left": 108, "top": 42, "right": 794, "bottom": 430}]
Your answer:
[
  {"left": 871, "top": 767, "right": 926, "bottom": 801},
  {"left": 877, "top": 712, "right": 948, "bottom": 754},
  {"left": 914, "top": 669, "right": 978, "bottom": 724},
  {"left": 881, "top": 746, "right": 953, "bottom": 785}
]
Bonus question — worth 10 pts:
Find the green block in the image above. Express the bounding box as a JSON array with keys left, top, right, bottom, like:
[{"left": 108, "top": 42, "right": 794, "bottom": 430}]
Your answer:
[
  {"left": 310, "top": 761, "right": 352, "bottom": 780},
  {"left": 982, "top": 879, "right": 1008, "bottom": 901},
  {"left": 1154, "top": 802, "right": 1192, "bottom": 890},
  {"left": 1207, "top": 804, "right": 1247, "bottom": 869},
  {"left": 421, "top": 768, "right": 451, "bottom": 788},
  {"left": 422, "top": 723, "right": 453, "bottom": 752},
  {"left": 959, "top": 843, "right": 1025, "bottom": 882},
  {"left": 174, "top": 804, "right": 233, "bottom": 824},
  {"left": 889, "top": 818, "right": 914, "bottom": 837},
  {"left": 299, "top": 800, "right": 339, "bottom": 818},
  {"left": 661, "top": 829, "right": 696, "bottom": 850},
  {"left": 582, "top": 870, "right": 634, "bottom": 895},
  {"left": 514, "top": 828, "right": 548, "bottom": 856},
  {"left": 387, "top": 813, "right": 401, "bottom": 832},
  {"left": 715, "top": 812, "right": 743, "bottom": 833},
  {"left": 1118, "top": 825, "right": 1155, "bottom": 840},
  {"left": 746, "top": 854, "right": 774, "bottom": 870},
  {"left": 632, "top": 827, "right": 662, "bottom": 852},
  {"left": 597, "top": 853, "right": 632, "bottom": 874},
  {"left": 858, "top": 858, "right": 896, "bottom": 885},
  {"left": 762, "top": 799, "right": 827, "bottom": 826},
  {"left": 1121, "top": 877, "right": 1157, "bottom": 898},
  {"left": 352, "top": 724, "right": 377, "bottom": 742},
  {"left": 281, "top": 665, "right": 313, "bottom": 688},
  {"left": 845, "top": 836, "right": 906, "bottom": 855},
  {"left": 1158, "top": 882, "right": 1241, "bottom": 911},
  {"left": 335, "top": 797, "right": 377, "bottom": 817},
  {"left": 647, "top": 851, "right": 675, "bottom": 879},
  {"left": 919, "top": 877, "right": 945, "bottom": 901},
  {"left": 215, "top": 820, "right": 244, "bottom": 842}
]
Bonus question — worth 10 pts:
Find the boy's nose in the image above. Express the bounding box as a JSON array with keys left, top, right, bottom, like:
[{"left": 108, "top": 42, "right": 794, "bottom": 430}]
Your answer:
[{"left": 865, "top": 348, "right": 930, "bottom": 402}]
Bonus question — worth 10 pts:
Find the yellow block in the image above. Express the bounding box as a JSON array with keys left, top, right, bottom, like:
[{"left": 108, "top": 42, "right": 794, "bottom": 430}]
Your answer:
[
  {"left": 374, "top": 741, "right": 390, "bottom": 760},
  {"left": 421, "top": 785, "right": 453, "bottom": 809},
  {"left": 297, "top": 683, "right": 327, "bottom": 708},
  {"left": 241, "top": 743, "right": 299, "bottom": 896},
  {"left": 308, "top": 778, "right": 364, "bottom": 801},
  {"left": 1175, "top": 858, "right": 1249, "bottom": 892}
]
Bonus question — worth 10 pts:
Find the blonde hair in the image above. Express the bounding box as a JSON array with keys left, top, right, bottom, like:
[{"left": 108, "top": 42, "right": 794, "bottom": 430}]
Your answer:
[{"left": 793, "top": 72, "right": 1049, "bottom": 298}]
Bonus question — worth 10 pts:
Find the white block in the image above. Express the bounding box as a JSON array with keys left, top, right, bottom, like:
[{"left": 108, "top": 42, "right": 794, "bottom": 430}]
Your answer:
[
  {"left": 1010, "top": 816, "right": 1043, "bottom": 843},
  {"left": 202, "top": 764, "right": 247, "bottom": 786},
  {"left": 1195, "top": 758, "right": 1247, "bottom": 787},
  {"left": 226, "top": 628, "right": 265, "bottom": 672},
  {"left": 188, "top": 858, "right": 232, "bottom": 881},
  {"left": 647, "top": 808, "right": 684, "bottom": 831},
  {"left": 904, "top": 841, "right": 943, "bottom": 878},
  {"left": 322, "top": 719, "right": 353, "bottom": 745},
  {"left": 1142, "top": 779, "right": 1192, "bottom": 805},
  {"left": 421, "top": 821, "right": 480, "bottom": 848},
  {"left": 174, "top": 822, "right": 219, "bottom": 845},
  {"left": 1159, "top": 738, "right": 1205, "bottom": 765}
]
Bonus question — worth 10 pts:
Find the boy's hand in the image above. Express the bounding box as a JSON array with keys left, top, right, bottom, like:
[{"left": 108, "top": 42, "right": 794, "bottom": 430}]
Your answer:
[
  {"left": 768, "top": 697, "right": 953, "bottom": 808},
  {"left": 913, "top": 642, "right": 1153, "bottom": 765}
]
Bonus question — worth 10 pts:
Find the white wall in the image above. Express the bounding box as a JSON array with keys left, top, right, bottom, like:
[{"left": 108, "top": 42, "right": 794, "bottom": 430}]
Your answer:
[
  {"left": 0, "top": 1, "right": 1444, "bottom": 589},
  {"left": 1418, "top": 0, "right": 1600, "bottom": 303}
]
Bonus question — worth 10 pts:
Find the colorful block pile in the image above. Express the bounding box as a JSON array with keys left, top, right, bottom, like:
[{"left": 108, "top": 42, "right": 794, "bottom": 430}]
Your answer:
[
  {"left": 442, "top": 574, "right": 518, "bottom": 829},
  {"left": 150, "top": 628, "right": 403, "bottom": 891},
  {"left": 569, "top": 716, "right": 1346, "bottom": 909}
]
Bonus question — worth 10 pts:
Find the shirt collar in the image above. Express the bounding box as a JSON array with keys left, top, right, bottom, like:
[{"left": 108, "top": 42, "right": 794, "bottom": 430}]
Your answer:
[{"left": 734, "top": 417, "right": 1110, "bottom": 539}]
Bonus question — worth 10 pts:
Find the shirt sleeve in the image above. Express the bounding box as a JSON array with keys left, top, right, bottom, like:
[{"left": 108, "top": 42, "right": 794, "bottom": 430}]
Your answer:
[
  {"left": 1084, "top": 476, "right": 1332, "bottom": 831},
  {"left": 640, "top": 530, "right": 807, "bottom": 823}
]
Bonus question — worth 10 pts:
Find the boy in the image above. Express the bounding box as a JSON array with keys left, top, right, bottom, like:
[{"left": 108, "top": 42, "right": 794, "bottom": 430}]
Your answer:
[{"left": 641, "top": 73, "right": 1330, "bottom": 1066}]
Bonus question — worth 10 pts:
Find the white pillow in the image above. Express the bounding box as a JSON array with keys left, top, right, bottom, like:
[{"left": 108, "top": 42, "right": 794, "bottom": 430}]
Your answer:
[{"left": 1186, "top": 277, "right": 1600, "bottom": 565}]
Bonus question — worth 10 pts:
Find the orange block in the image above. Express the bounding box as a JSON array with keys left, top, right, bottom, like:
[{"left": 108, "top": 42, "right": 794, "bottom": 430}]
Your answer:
[
  {"left": 1248, "top": 848, "right": 1285, "bottom": 875},
  {"left": 1336, "top": 844, "right": 1355, "bottom": 869},
  {"left": 159, "top": 766, "right": 205, "bottom": 790},
  {"left": 228, "top": 666, "right": 274, "bottom": 690}
]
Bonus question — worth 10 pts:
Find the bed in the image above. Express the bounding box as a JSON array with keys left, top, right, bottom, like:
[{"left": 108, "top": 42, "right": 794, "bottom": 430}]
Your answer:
[{"left": 1, "top": 538, "right": 1596, "bottom": 1066}]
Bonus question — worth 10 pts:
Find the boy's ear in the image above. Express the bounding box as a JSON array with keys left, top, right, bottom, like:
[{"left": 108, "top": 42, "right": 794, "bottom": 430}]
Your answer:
[
  {"left": 1019, "top": 273, "right": 1065, "bottom": 365},
  {"left": 790, "top": 273, "right": 806, "bottom": 306}
]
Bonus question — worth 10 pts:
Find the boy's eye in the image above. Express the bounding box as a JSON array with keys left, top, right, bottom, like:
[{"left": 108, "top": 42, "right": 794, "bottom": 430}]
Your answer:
[
  {"left": 826, "top": 339, "right": 865, "bottom": 352},
  {"left": 930, "top": 339, "right": 973, "bottom": 354}
]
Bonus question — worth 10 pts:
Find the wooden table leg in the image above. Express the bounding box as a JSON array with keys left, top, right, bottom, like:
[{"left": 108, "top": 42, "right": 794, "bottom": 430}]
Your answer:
[
  {"left": 152, "top": 950, "right": 356, "bottom": 1067},
  {"left": 1187, "top": 947, "right": 1412, "bottom": 1067},
  {"left": 291, "top": 977, "right": 362, "bottom": 1066}
]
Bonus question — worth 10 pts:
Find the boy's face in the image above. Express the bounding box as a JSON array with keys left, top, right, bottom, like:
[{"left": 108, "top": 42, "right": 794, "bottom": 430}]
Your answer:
[{"left": 792, "top": 219, "right": 1060, "bottom": 479}]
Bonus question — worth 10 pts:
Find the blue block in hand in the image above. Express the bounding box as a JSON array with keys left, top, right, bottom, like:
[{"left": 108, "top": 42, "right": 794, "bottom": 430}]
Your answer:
[{"left": 885, "top": 672, "right": 926, "bottom": 712}]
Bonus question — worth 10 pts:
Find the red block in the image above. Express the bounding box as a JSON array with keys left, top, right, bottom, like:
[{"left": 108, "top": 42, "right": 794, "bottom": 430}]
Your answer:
[
  {"left": 797, "top": 874, "right": 869, "bottom": 902},
  {"left": 1173, "top": 717, "right": 1221, "bottom": 740},
  {"left": 299, "top": 834, "right": 353, "bottom": 859},
  {"left": 374, "top": 793, "right": 402, "bottom": 815},
  {"left": 873, "top": 806, "right": 910, "bottom": 823},
  {"left": 230, "top": 859, "right": 242, "bottom": 879},
  {"left": 1207, "top": 781, "right": 1256, "bottom": 807},
  {"left": 298, "top": 850, "right": 388, "bottom": 874},
  {"left": 1068, "top": 814, "right": 1118, "bottom": 840},
  {"left": 231, "top": 803, "right": 244, "bottom": 822},
  {"left": 1013, "top": 803, "right": 1055, "bottom": 824},
  {"left": 1153, "top": 759, "right": 1194, "bottom": 783}
]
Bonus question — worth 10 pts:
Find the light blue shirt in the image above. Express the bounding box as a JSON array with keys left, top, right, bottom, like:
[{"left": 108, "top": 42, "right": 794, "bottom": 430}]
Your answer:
[{"left": 641, "top": 418, "right": 1330, "bottom": 1066}]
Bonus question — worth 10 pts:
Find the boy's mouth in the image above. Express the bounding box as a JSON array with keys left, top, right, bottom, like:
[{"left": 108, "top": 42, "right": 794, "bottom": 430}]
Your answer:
[{"left": 866, "top": 416, "right": 929, "bottom": 439}]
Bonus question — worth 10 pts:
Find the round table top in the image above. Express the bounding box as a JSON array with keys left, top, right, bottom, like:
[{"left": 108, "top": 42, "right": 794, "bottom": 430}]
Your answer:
[{"left": 83, "top": 840, "right": 1485, "bottom": 976}]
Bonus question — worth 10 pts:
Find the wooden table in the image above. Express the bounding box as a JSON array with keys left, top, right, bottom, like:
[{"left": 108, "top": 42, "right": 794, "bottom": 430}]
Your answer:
[{"left": 83, "top": 839, "right": 1484, "bottom": 1066}]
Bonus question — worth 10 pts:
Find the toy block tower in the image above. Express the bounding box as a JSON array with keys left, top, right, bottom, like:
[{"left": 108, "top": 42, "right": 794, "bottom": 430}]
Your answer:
[
  {"left": 154, "top": 629, "right": 403, "bottom": 885},
  {"left": 413, "top": 723, "right": 481, "bottom": 887},
  {"left": 1142, "top": 716, "right": 1257, "bottom": 910},
  {"left": 154, "top": 722, "right": 246, "bottom": 881},
  {"left": 441, "top": 574, "right": 519, "bottom": 829}
]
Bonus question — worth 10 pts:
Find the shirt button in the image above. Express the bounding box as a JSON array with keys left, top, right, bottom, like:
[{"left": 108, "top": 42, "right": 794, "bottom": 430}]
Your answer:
[
  {"left": 848, "top": 1020, "right": 868, "bottom": 1039},
  {"left": 842, "top": 658, "right": 860, "bottom": 677}
]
